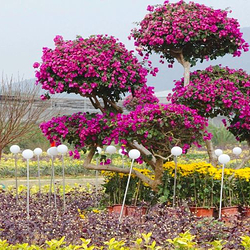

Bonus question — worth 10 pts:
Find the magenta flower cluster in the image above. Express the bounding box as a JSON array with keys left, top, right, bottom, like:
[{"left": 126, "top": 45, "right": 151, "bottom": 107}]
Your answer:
[
  {"left": 34, "top": 35, "right": 148, "bottom": 100},
  {"left": 106, "top": 103, "right": 210, "bottom": 154},
  {"left": 40, "top": 100, "right": 210, "bottom": 158},
  {"left": 123, "top": 84, "right": 159, "bottom": 111},
  {"left": 170, "top": 65, "right": 250, "bottom": 143},
  {"left": 131, "top": 0, "right": 249, "bottom": 66},
  {"left": 40, "top": 112, "right": 110, "bottom": 158}
]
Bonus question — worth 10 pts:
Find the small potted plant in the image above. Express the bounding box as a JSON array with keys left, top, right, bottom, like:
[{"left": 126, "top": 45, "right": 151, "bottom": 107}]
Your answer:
[
  {"left": 234, "top": 168, "right": 250, "bottom": 217},
  {"left": 220, "top": 173, "right": 240, "bottom": 220},
  {"left": 187, "top": 166, "right": 216, "bottom": 217}
]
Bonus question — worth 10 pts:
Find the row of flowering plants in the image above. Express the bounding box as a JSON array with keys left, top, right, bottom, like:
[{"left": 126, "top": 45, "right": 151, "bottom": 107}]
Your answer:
[
  {"left": 1, "top": 184, "right": 250, "bottom": 248},
  {"left": 1, "top": 232, "right": 250, "bottom": 249},
  {"left": 102, "top": 161, "right": 250, "bottom": 209}
]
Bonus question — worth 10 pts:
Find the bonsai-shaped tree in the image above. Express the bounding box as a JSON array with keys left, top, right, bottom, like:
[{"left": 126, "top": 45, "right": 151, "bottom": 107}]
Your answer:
[
  {"left": 131, "top": 0, "right": 249, "bottom": 86},
  {"left": 170, "top": 65, "right": 250, "bottom": 166},
  {"left": 36, "top": 35, "right": 210, "bottom": 191}
]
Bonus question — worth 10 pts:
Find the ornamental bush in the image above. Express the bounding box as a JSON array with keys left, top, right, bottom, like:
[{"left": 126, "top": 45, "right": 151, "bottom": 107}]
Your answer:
[
  {"left": 131, "top": 0, "right": 249, "bottom": 67},
  {"left": 40, "top": 112, "right": 110, "bottom": 155},
  {"left": 170, "top": 65, "right": 250, "bottom": 144},
  {"left": 34, "top": 35, "right": 148, "bottom": 102},
  {"left": 108, "top": 103, "right": 210, "bottom": 155},
  {"left": 34, "top": 32, "right": 212, "bottom": 190}
]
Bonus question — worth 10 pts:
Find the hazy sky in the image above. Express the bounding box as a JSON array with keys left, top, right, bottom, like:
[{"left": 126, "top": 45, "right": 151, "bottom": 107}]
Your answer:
[{"left": 1, "top": 0, "right": 250, "bottom": 86}]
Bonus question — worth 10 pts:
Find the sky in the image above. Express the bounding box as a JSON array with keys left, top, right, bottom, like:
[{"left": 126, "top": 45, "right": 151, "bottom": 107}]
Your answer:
[{"left": 1, "top": 0, "right": 250, "bottom": 91}]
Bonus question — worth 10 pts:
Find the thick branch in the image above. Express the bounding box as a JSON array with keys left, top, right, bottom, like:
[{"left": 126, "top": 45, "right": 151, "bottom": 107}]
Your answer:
[
  {"left": 102, "top": 96, "right": 123, "bottom": 113},
  {"left": 170, "top": 49, "right": 190, "bottom": 86},
  {"left": 83, "top": 146, "right": 155, "bottom": 190},
  {"left": 128, "top": 141, "right": 157, "bottom": 170},
  {"left": 84, "top": 162, "right": 154, "bottom": 190}
]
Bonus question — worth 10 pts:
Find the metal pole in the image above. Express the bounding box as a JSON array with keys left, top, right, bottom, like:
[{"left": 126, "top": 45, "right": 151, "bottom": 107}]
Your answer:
[
  {"left": 49, "top": 156, "right": 53, "bottom": 206},
  {"left": 27, "top": 159, "right": 30, "bottom": 219},
  {"left": 95, "top": 157, "right": 99, "bottom": 193},
  {"left": 15, "top": 154, "right": 18, "bottom": 204},
  {"left": 119, "top": 159, "right": 134, "bottom": 223},
  {"left": 173, "top": 156, "right": 177, "bottom": 207},
  {"left": 38, "top": 155, "right": 41, "bottom": 196},
  {"left": 219, "top": 164, "right": 225, "bottom": 219},
  {"left": 52, "top": 156, "right": 57, "bottom": 208},
  {"left": 62, "top": 155, "right": 66, "bottom": 212}
]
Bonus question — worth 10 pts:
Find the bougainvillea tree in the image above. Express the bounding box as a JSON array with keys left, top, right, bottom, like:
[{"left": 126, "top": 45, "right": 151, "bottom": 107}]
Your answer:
[
  {"left": 170, "top": 65, "right": 250, "bottom": 166},
  {"left": 35, "top": 35, "right": 210, "bottom": 190},
  {"left": 131, "top": 0, "right": 249, "bottom": 85},
  {"left": 40, "top": 103, "right": 209, "bottom": 191}
]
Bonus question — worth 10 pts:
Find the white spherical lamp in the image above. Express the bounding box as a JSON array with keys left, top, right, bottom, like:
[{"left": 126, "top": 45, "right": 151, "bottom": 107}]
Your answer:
[
  {"left": 215, "top": 149, "right": 223, "bottom": 157},
  {"left": 105, "top": 145, "right": 116, "bottom": 154},
  {"left": 171, "top": 146, "right": 182, "bottom": 156},
  {"left": 22, "top": 149, "right": 34, "bottom": 159},
  {"left": 49, "top": 147, "right": 58, "bottom": 156},
  {"left": 57, "top": 144, "right": 68, "bottom": 155},
  {"left": 10, "top": 145, "right": 20, "bottom": 154},
  {"left": 96, "top": 147, "right": 102, "bottom": 154},
  {"left": 47, "top": 148, "right": 52, "bottom": 156},
  {"left": 34, "top": 148, "right": 42, "bottom": 156},
  {"left": 218, "top": 154, "right": 230, "bottom": 164},
  {"left": 233, "top": 147, "right": 242, "bottom": 155},
  {"left": 128, "top": 149, "right": 140, "bottom": 159}
]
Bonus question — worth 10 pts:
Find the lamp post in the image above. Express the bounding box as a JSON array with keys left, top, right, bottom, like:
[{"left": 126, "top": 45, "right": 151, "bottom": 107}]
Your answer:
[
  {"left": 10, "top": 145, "right": 20, "bottom": 203},
  {"left": 57, "top": 144, "right": 68, "bottom": 212},
  {"left": 95, "top": 147, "right": 102, "bottom": 193},
  {"left": 33, "top": 148, "right": 43, "bottom": 196},
  {"left": 171, "top": 146, "right": 182, "bottom": 207},
  {"left": 218, "top": 154, "right": 230, "bottom": 219},
  {"left": 119, "top": 149, "right": 140, "bottom": 223},
  {"left": 22, "top": 149, "right": 34, "bottom": 219},
  {"left": 47, "top": 147, "right": 58, "bottom": 207}
]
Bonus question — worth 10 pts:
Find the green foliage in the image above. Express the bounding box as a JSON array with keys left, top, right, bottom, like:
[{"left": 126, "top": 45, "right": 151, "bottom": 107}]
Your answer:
[
  {"left": 45, "top": 237, "right": 66, "bottom": 249},
  {"left": 104, "top": 238, "right": 128, "bottom": 250},
  {"left": 241, "top": 236, "right": 250, "bottom": 250},
  {"left": 102, "top": 172, "right": 155, "bottom": 206},
  {"left": 208, "top": 240, "right": 226, "bottom": 250},
  {"left": 166, "top": 231, "right": 197, "bottom": 250},
  {"left": 208, "top": 124, "right": 237, "bottom": 148}
]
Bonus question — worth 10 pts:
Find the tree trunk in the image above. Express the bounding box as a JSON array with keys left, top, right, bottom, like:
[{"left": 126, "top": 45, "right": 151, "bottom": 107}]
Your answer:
[
  {"left": 183, "top": 61, "right": 190, "bottom": 87},
  {"left": 151, "top": 158, "right": 164, "bottom": 192},
  {"left": 170, "top": 50, "right": 191, "bottom": 86},
  {"left": 205, "top": 139, "right": 217, "bottom": 166},
  {"left": 0, "top": 148, "right": 2, "bottom": 160}
]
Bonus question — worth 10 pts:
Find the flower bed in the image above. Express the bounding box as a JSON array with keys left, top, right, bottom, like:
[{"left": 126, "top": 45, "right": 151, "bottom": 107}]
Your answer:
[
  {"left": 103, "top": 161, "right": 250, "bottom": 209},
  {"left": 1, "top": 186, "right": 250, "bottom": 249}
]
